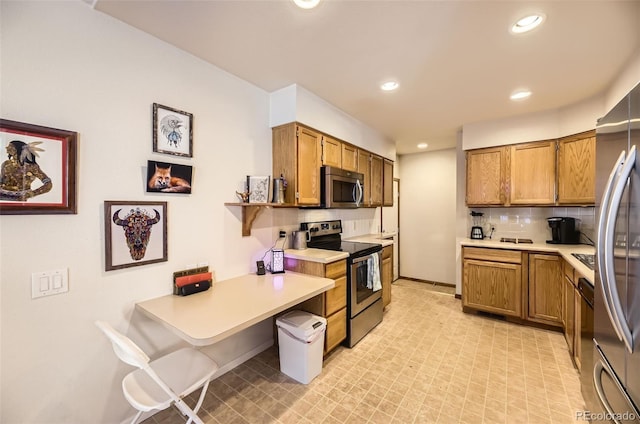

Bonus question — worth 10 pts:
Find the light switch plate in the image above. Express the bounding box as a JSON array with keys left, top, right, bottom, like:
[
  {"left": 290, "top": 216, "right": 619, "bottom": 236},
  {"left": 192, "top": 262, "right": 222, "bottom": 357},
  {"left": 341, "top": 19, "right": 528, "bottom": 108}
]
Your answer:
[{"left": 31, "top": 268, "right": 68, "bottom": 299}]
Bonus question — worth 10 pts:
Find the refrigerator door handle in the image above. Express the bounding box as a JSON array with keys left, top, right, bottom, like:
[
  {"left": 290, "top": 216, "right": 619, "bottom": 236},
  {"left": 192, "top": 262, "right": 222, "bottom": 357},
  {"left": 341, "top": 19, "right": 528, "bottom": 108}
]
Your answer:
[
  {"left": 597, "top": 150, "right": 627, "bottom": 343},
  {"left": 594, "top": 360, "right": 622, "bottom": 424},
  {"left": 605, "top": 145, "right": 637, "bottom": 353},
  {"left": 594, "top": 346, "right": 640, "bottom": 422}
]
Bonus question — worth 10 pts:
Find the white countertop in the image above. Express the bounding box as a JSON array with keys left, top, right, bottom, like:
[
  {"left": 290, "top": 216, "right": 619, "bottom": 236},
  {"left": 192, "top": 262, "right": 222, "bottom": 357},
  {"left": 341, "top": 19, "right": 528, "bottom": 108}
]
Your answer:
[
  {"left": 284, "top": 234, "right": 393, "bottom": 264},
  {"left": 461, "top": 238, "right": 595, "bottom": 282},
  {"left": 135, "top": 271, "right": 334, "bottom": 346}
]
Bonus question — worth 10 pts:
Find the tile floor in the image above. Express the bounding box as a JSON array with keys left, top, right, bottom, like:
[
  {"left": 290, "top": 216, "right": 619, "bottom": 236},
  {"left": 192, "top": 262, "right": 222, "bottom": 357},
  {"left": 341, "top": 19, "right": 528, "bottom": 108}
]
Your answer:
[{"left": 144, "top": 279, "right": 586, "bottom": 424}]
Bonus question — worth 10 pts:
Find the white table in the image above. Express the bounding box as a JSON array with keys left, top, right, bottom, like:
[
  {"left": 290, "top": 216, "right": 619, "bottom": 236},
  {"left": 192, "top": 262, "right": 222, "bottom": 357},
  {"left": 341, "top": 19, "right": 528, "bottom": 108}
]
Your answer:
[{"left": 136, "top": 271, "right": 335, "bottom": 346}]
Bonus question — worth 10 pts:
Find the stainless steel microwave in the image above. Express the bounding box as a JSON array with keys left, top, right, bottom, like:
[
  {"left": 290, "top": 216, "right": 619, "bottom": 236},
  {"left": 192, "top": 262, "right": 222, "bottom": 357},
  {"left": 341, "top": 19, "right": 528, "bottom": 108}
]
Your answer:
[{"left": 321, "top": 166, "right": 364, "bottom": 208}]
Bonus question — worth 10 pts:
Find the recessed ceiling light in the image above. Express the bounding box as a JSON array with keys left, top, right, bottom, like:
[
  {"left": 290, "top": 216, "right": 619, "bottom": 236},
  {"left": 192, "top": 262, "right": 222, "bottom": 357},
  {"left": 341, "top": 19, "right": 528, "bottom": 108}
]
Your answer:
[
  {"left": 511, "top": 13, "right": 545, "bottom": 33},
  {"left": 417, "top": 143, "right": 428, "bottom": 149},
  {"left": 293, "top": 0, "right": 320, "bottom": 9},
  {"left": 510, "top": 90, "right": 532, "bottom": 101},
  {"left": 380, "top": 81, "right": 399, "bottom": 91}
]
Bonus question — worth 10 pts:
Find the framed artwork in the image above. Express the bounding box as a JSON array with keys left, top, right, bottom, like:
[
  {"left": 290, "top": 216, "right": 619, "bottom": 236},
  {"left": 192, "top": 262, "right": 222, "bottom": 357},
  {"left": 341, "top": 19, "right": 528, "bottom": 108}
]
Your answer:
[
  {"left": 247, "top": 175, "right": 271, "bottom": 203},
  {"left": 146, "top": 160, "right": 192, "bottom": 194},
  {"left": 0, "top": 119, "right": 77, "bottom": 215},
  {"left": 152, "top": 103, "right": 193, "bottom": 157},
  {"left": 104, "top": 201, "right": 168, "bottom": 271}
]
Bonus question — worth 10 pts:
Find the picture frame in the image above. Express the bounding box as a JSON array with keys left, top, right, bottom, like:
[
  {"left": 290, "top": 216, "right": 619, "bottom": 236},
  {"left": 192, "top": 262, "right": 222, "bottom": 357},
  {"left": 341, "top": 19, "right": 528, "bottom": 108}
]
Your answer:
[
  {"left": 146, "top": 160, "right": 193, "bottom": 194},
  {"left": 247, "top": 175, "right": 271, "bottom": 203},
  {"left": 104, "top": 201, "right": 168, "bottom": 271},
  {"left": 0, "top": 119, "right": 77, "bottom": 215},
  {"left": 152, "top": 103, "right": 193, "bottom": 157}
]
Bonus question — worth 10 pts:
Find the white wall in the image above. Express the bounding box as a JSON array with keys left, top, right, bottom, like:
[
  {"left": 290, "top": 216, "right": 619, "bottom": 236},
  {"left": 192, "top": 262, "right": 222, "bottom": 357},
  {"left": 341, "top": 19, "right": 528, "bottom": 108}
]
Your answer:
[
  {"left": 398, "top": 148, "right": 457, "bottom": 284},
  {"left": 0, "top": 2, "right": 386, "bottom": 423},
  {"left": 270, "top": 84, "right": 396, "bottom": 160}
]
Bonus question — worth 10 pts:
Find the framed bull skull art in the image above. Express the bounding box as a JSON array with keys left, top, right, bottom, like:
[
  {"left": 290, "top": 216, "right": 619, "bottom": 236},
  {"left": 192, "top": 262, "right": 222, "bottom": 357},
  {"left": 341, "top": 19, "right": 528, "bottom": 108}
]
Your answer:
[{"left": 104, "top": 201, "right": 167, "bottom": 271}]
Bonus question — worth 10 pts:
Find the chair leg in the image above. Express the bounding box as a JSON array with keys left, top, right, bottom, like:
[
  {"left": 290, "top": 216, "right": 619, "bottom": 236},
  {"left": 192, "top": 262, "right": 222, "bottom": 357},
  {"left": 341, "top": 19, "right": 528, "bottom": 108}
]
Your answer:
[
  {"left": 129, "top": 410, "right": 143, "bottom": 424},
  {"left": 175, "top": 398, "right": 204, "bottom": 424},
  {"left": 192, "top": 380, "right": 211, "bottom": 414}
]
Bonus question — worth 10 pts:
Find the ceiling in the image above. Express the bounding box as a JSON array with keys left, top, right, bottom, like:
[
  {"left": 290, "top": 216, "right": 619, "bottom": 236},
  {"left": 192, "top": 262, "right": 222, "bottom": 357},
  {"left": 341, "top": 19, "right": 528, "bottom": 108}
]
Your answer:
[{"left": 93, "top": 0, "right": 640, "bottom": 154}]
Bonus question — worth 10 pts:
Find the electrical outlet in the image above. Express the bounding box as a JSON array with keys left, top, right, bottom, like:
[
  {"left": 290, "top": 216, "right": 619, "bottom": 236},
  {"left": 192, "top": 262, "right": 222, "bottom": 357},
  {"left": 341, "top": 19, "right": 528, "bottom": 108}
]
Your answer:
[{"left": 279, "top": 230, "right": 286, "bottom": 238}]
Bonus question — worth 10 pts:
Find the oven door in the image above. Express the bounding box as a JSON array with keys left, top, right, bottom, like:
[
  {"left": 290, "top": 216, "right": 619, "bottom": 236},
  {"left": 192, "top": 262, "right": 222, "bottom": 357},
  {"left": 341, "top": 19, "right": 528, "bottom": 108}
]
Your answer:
[{"left": 349, "top": 253, "right": 382, "bottom": 317}]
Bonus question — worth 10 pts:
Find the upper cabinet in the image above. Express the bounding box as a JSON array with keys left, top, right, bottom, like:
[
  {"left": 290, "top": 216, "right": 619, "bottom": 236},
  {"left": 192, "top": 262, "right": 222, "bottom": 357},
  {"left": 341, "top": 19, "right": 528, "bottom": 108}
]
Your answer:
[
  {"left": 358, "top": 150, "right": 372, "bottom": 207},
  {"left": 466, "top": 146, "right": 508, "bottom": 206},
  {"left": 342, "top": 143, "right": 358, "bottom": 172},
  {"left": 358, "top": 151, "right": 383, "bottom": 207},
  {"left": 466, "top": 130, "right": 595, "bottom": 207},
  {"left": 383, "top": 158, "right": 394, "bottom": 206},
  {"left": 272, "top": 123, "right": 322, "bottom": 206},
  {"left": 510, "top": 140, "right": 556, "bottom": 205},
  {"left": 322, "top": 135, "right": 342, "bottom": 168},
  {"left": 273, "top": 122, "right": 394, "bottom": 208},
  {"left": 557, "top": 131, "right": 596, "bottom": 204}
]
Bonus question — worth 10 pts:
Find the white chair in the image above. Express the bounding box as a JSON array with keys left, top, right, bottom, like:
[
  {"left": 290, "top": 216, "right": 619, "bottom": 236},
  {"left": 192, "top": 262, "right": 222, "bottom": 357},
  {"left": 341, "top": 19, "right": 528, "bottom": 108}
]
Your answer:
[{"left": 95, "top": 321, "right": 218, "bottom": 424}]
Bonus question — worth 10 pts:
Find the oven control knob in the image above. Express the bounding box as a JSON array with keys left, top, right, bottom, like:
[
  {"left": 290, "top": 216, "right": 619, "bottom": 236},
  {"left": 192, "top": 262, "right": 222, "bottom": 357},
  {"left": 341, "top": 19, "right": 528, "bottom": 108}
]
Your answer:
[
  {"left": 310, "top": 227, "right": 319, "bottom": 232},
  {"left": 332, "top": 224, "right": 340, "bottom": 229}
]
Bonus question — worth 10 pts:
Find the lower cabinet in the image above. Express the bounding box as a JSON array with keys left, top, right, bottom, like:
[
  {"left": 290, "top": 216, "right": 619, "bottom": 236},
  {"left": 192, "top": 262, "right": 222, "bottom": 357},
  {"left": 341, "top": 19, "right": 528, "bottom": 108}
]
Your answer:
[
  {"left": 284, "top": 258, "right": 347, "bottom": 354},
  {"left": 528, "top": 253, "right": 563, "bottom": 327},
  {"left": 462, "top": 247, "right": 564, "bottom": 327},
  {"left": 462, "top": 247, "right": 524, "bottom": 318},
  {"left": 381, "top": 245, "right": 393, "bottom": 308}
]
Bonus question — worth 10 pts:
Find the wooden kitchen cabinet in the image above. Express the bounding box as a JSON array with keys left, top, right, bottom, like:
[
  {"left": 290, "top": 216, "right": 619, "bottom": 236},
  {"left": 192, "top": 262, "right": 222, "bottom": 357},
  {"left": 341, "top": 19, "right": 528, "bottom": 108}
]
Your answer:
[
  {"left": 528, "top": 253, "right": 563, "bottom": 327},
  {"left": 272, "top": 123, "right": 322, "bottom": 206},
  {"left": 557, "top": 130, "right": 596, "bottom": 205},
  {"left": 383, "top": 158, "right": 394, "bottom": 206},
  {"left": 381, "top": 245, "right": 393, "bottom": 308},
  {"left": 342, "top": 143, "right": 358, "bottom": 171},
  {"left": 466, "top": 146, "right": 508, "bottom": 206},
  {"left": 322, "top": 135, "right": 342, "bottom": 168},
  {"left": 283, "top": 258, "right": 347, "bottom": 354},
  {"left": 510, "top": 140, "right": 556, "bottom": 205},
  {"left": 358, "top": 150, "right": 384, "bottom": 207},
  {"left": 462, "top": 247, "right": 524, "bottom": 318}
]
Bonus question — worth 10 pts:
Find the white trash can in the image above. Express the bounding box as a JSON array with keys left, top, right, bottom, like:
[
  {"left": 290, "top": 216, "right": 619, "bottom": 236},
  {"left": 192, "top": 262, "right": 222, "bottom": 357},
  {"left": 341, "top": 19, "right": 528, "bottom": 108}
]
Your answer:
[{"left": 276, "top": 310, "right": 327, "bottom": 384}]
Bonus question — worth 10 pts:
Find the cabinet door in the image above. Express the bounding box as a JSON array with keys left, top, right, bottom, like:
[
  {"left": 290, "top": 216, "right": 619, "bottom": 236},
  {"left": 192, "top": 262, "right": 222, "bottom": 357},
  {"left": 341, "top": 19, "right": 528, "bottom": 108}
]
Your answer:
[
  {"left": 528, "top": 253, "right": 563, "bottom": 326},
  {"left": 297, "top": 126, "right": 322, "bottom": 205},
  {"left": 370, "top": 155, "right": 383, "bottom": 206},
  {"left": 557, "top": 132, "right": 595, "bottom": 204},
  {"left": 342, "top": 144, "right": 358, "bottom": 171},
  {"left": 325, "top": 307, "right": 347, "bottom": 353},
  {"left": 383, "top": 159, "right": 394, "bottom": 206},
  {"left": 358, "top": 150, "right": 371, "bottom": 206},
  {"left": 381, "top": 246, "right": 393, "bottom": 308},
  {"left": 466, "top": 147, "right": 507, "bottom": 205},
  {"left": 322, "top": 135, "right": 342, "bottom": 168},
  {"left": 463, "top": 259, "right": 522, "bottom": 317},
  {"left": 324, "top": 260, "right": 347, "bottom": 316},
  {"left": 510, "top": 141, "right": 556, "bottom": 205}
]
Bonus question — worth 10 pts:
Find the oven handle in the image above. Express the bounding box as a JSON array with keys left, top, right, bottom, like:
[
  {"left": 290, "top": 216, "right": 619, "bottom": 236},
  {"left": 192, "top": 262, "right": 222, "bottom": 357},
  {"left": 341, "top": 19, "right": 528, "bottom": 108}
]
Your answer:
[{"left": 351, "top": 252, "right": 379, "bottom": 264}]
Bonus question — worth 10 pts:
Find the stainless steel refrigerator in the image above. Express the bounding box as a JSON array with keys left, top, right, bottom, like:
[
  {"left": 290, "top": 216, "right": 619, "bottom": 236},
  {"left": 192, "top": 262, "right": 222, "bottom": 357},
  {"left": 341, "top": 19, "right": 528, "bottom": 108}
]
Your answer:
[{"left": 593, "top": 81, "right": 640, "bottom": 423}]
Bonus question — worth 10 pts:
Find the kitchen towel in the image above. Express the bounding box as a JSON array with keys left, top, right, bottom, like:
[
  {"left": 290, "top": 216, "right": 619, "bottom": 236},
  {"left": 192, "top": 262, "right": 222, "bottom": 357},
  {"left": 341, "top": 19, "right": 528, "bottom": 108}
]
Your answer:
[{"left": 367, "top": 253, "right": 382, "bottom": 291}]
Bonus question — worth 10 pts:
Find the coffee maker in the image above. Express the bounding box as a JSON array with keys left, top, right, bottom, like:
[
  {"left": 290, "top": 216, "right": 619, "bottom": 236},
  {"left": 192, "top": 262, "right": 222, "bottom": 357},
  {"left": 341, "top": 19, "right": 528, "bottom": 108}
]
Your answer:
[{"left": 546, "top": 217, "right": 580, "bottom": 244}]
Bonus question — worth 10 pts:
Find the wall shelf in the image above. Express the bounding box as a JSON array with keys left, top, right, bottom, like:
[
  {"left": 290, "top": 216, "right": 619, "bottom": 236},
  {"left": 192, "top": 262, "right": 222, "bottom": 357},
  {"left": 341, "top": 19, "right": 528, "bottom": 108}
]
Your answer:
[{"left": 224, "top": 203, "right": 297, "bottom": 236}]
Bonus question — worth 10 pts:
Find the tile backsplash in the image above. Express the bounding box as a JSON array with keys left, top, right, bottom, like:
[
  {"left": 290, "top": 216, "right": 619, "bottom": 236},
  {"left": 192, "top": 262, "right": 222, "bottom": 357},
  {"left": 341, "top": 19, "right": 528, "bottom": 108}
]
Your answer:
[
  {"left": 467, "top": 206, "right": 595, "bottom": 244},
  {"left": 272, "top": 207, "right": 380, "bottom": 248}
]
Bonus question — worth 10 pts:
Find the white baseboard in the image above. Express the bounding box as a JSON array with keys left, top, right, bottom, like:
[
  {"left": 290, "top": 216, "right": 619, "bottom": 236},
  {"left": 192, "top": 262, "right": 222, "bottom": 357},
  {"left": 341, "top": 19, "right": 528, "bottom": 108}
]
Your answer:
[{"left": 210, "top": 338, "right": 274, "bottom": 379}]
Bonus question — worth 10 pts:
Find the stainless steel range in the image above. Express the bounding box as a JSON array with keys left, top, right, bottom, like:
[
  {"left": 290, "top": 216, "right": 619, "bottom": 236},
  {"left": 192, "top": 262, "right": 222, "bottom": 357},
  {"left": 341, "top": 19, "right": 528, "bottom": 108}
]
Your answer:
[{"left": 301, "top": 219, "right": 383, "bottom": 347}]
